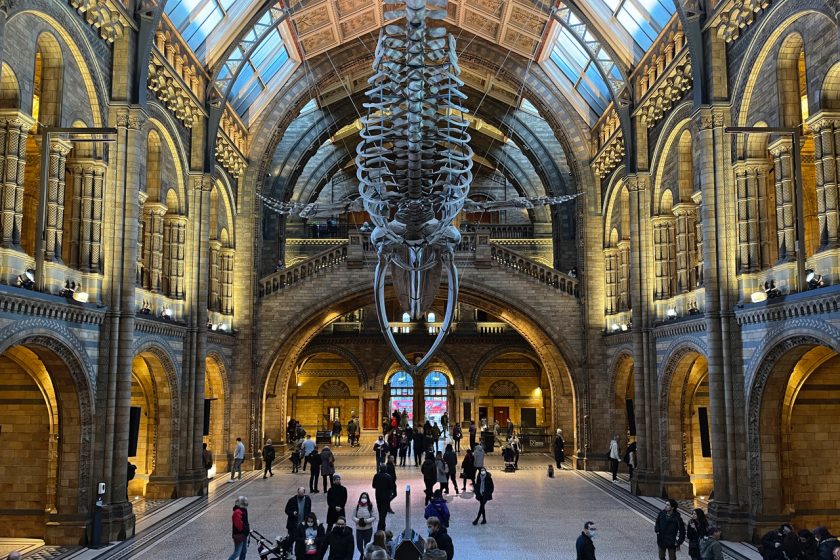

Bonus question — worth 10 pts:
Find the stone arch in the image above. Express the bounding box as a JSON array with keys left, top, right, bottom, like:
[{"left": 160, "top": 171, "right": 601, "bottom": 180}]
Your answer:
[
  {"left": 469, "top": 345, "right": 541, "bottom": 390},
  {"left": 819, "top": 61, "right": 840, "bottom": 110},
  {"left": 677, "top": 129, "right": 693, "bottom": 202},
  {"left": 204, "top": 351, "right": 231, "bottom": 473},
  {"left": 776, "top": 33, "right": 807, "bottom": 129},
  {"left": 649, "top": 111, "right": 693, "bottom": 214},
  {"left": 145, "top": 116, "right": 188, "bottom": 212},
  {"left": 0, "top": 63, "right": 20, "bottom": 108},
  {"left": 0, "top": 323, "right": 95, "bottom": 543},
  {"left": 297, "top": 345, "right": 367, "bottom": 387},
  {"left": 31, "top": 31, "right": 64, "bottom": 128},
  {"left": 129, "top": 341, "right": 180, "bottom": 498},
  {"left": 658, "top": 341, "right": 710, "bottom": 498},
  {"left": 488, "top": 380, "right": 520, "bottom": 397},
  {"left": 146, "top": 130, "right": 162, "bottom": 200},
  {"left": 607, "top": 349, "right": 635, "bottom": 447}
]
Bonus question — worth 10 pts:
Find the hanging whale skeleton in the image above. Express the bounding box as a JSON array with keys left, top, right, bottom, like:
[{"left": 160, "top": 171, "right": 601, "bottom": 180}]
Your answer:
[{"left": 259, "top": 0, "right": 580, "bottom": 374}]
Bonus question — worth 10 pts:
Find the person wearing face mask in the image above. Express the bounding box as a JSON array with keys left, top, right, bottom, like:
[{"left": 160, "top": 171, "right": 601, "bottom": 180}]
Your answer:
[
  {"left": 323, "top": 516, "right": 354, "bottom": 560},
  {"left": 295, "top": 512, "right": 326, "bottom": 560},
  {"left": 326, "top": 474, "right": 348, "bottom": 532},
  {"left": 286, "top": 487, "right": 313, "bottom": 537},
  {"left": 575, "top": 521, "right": 597, "bottom": 560},
  {"left": 472, "top": 468, "right": 494, "bottom": 525},
  {"left": 426, "top": 517, "right": 454, "bottom": 560},
  {"left": 352, "top": 492, "right": 376, "bottom": 560}
]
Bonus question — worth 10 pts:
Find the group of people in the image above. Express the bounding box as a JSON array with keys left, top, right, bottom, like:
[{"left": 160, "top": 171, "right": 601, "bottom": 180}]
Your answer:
[{"left": 759, "top": 523, "right": 840, "bottom": 560}]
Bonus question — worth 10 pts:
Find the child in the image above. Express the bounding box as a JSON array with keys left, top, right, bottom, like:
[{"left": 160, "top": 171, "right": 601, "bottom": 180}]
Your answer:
[{"left": 290, "top": 439, "right": 302, "bottom": 473}]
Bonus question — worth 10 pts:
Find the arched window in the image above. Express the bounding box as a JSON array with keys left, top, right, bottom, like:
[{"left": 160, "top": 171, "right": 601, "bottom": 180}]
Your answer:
[
  {"left": 424, "top": 371, "right": 448, "bottom": 426},
  {"left": 389, "top": 371, "right": 413, "bottom": 425}
]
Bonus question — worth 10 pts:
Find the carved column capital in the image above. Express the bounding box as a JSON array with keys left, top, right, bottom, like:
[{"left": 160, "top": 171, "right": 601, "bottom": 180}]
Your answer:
[{"left": 768, "top": 137, "right": 793, "bottom": 157}]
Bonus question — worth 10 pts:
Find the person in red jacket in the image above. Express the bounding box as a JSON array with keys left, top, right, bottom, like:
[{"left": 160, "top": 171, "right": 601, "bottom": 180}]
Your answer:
[{"left": 227, "top": 496, "right": 250, "bottom": 560}]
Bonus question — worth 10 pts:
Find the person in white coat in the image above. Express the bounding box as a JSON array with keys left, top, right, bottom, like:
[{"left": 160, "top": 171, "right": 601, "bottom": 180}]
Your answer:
[{"left": 609, "top": 435, "right": 620, "bottom": 482}]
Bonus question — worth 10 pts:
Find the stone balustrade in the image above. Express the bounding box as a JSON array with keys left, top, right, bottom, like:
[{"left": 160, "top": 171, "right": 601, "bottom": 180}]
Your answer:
[
  {"left": 259, "top": 243, "right": 349, "bottom": 297},
  {"left": 489, "top": 244, "right": 579, "bottom": 297}
]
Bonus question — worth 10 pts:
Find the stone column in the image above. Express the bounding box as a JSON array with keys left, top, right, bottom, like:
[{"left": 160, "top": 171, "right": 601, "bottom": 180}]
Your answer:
[
  {"left": 604, "top": 247, "right": 619, "bottom": 315},
  {"left": 163, "top": 213, "right": 187, "bottom": 299},
  {"left": 142, "top": 202, "right": 166, "bottom": 292},
  {"left": 220, "top": 247, "right": 234, "bottom": 316},
  {"left": 673, "top": 203, "right": 697, "bottom": 292},
  {"left": 652, "top": 215, "right": 676, "bottom": 300},
  {"left": 136, "top": 191, "right": 147, "bottom": 285},
  {"left": 67, "top": 159, "right": 107, "bottom": 271},
  {"left": 617, "top": 240, "right": 630, "bottom": 310},
  {"left": 809, "top": 112, "right": 840, "bottom": 249},
  {"left": 209, "top": 240, "right": 221, "bottom": 311},
  {"left": 692, "top": 192, "right": 703, "bottom": 286},
  {"left": 0, "top": 111, "right": 34, "bottom": 249},
  {"left": 770, "top": 137, "right": 796, "bottom": 261},
  {"left": 44, "top": 139, "right": 72, "bottom": 262}
]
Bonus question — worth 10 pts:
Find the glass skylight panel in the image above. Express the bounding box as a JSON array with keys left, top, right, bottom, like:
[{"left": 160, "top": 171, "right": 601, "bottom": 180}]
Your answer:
[
  {"left": 601, "top": 0, "right": 674, "bottom": 51},
  {"left": 165, "top": 0, "right": 232, "bottom": 53},
  {"left": 549, "top": 26, "right": 612, "bottom": 115}
]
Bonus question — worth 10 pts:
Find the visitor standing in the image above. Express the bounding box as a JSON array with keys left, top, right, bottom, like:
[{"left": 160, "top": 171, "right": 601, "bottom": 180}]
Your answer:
[
  {"left": 323, "top": 516, "right": 354, "bottom": 560},
  {"left": 371, "top": 464, "right": 395, "bottom": 531},
  {"left": 347, "top": 418, "right": 357, "bottom": 447},
  {"left": 226, "top": 496, "right": 250, "bottom": 560},
  {"left": 352, "top": 493, "right": 376, "bottom": 559},
  {"left": 333, "top": 418, "right": 342, "bottom": 447},
  {"left": 202, "top": 443, "right": 213, "bottom": 476},
  {"left": 398, "top": 432, "right": 408, "bottom": 466},
  {"left": 460, "top": 448, "right": 476, "bottom": 491},
  {"left": 815, "top": 527, "right": 839, "bottom": 560},
  {"left": 432, "top": 423, "right": 441, "bottom": 452},
  {"left": 686, "top": 508, "right": 709, "bottom": 560},
  {"left": 263, "top": 439, "right": 276, "bottom": 479},
  {"left": 472, "top": 468, "right": 494, "bottom": 525},
  {"left": 424, "top": 490, "right": 450, "bottom": 528},
  {"left": 452, "top": 423, "right": 462, "bottom": 452},
  {"left": 506, "top": 418, "right": 514, "bottom": 441},
  {"left": 510, "top": 434, "right": 520, "bottom": 469},
  {"left": 655, "top": 499, "right": 686, "bottom": 560},
  {"left": 286, "top": 487, "right": 312, "bottom": 536},
  {"left": 434, "top": 451, "right": 449, "bottom": 494},
  {"left": 473, "top": 442, "right": 485, "bottom": 472},
  {"left": 699, "top": 526, "right": 723, "bottom": 560},
  {"left": 469, "top": 421, "right": 477, "bottom": 450},
  {"left": 321, "top": 445, "right": 335, "bottom": 491},
  {"left": 440, "top": 413, "right": 449, "bottom": 438},
  {"left": 374, "top": 435, "right": 388, "bottom": 467},
  {"left": 576, "top": 521, "right": 597, "bottom": 560},
  {"left": 326, "top": 473, "right": 348, "bottom": 531},
  {"left": 294, "top": 512, "right": 326, "bottom": 560},
  {"left": 492, "top": 420, "right": 501, "bottom": 448},
  {"left": 413, "top": 429, "right": 426, "bottom": 466},
  {"left": 302, "top": 435, "right": 316, "bottom": 472},
  {"left": 443, "top": 444, "right": 459, "bottom": 494},
  {"left": 554, "top": 429, "right": 565, "bottom": 469},
  {"left": 609, "top": 435, "right": 620, "bottom": 482},
  {"left": 385, "top": 456, "right": 397, "bottom": 514},
  {"left": 309, "top": 444, "right": 322, "bottom": 493},
  {"left": 229, "top": 437, "right": 245, "bottom": 482},
  {"left": 426, "top": 517, "right": 454, "bottom": 560},
  {"left": 421, "top": 453, "right": 437, "bottom": 505},
  {"left": 624, "top": 439, "right": 637, "bottom": 480}
]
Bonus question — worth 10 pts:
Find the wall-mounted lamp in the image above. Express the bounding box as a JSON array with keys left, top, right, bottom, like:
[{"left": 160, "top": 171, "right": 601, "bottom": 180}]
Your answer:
[
  {"left": 666, "top": 308, "right": 678, "bottom": 320},
  {"left": 750, "top": 291, "right": 768, "bottom": 303},
  {"left": 16, "top": 269, "right": 35, "bottom": 290},
  {"left": 610, "top": 323, "right": 621, "bottom": 332}
]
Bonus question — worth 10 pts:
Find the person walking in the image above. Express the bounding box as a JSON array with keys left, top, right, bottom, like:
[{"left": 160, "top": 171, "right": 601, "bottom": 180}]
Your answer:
[
  {"left": 326, "top": 473, "right": 348, "bottom": 532},
  {"left": 352, "top": 493, "right": 376, "bottom": 560},
  {"left": 655, "top": 499, "right": 686, "bottom": 560},
  {"left": 472, "top": 467, "right": 494, "bottom": 525},
  {"left": 302, "top": 435, "right": 316, "bottom": 472},
  {"left": 371, "top": 464, "right": 396, "bottom": 531},
  {"left": 294, "top": 512, "right": 326, "bottom": 560},
  {"left": 510, "top": 434, "right": 521, "bottom": 470},
  {"left": 452, "top": 423, "right": 462, "bottom": 452},
  {"left": 440, "top": 413, "right": 449, "bottom": 438},
  {"left": 492, "top": 420, "right": 501, "bottom": 448},
  {"left": 291, "top": 439, "right": 302, "bottom": 473},
  {"left": 229, "top": 437, "right": 245, "bottom": 482},
  {"left": 202, "top": 443, "right": 213, "bottom": 476},
  {"left": 398, "top": 432, "right": 408, "bottom": 466},
  {"left": 686, "top": 508, "right": 709, "bottom": 560},
  {"left": 699, "top": 526, "right": 724, "bottom": 560},
  {"left": 263, "top": 439, "right": 276, "bottom": 479},
  {"left": 286, "top": 487, "right": 313, "bottom": 536},
  {"left": 443, "top": 444, "right": 459, "bottom": 495},
  {"left": 815, "top": 527, "right": 839, "bottom": 560},
  {"left": 460, "top": 448, "right": 476, "bottom": 491},
  {"left": 323, "top": 516, "right": 355, "bottom": 560},
  {"left": 333, "top": 418, "right": 342, "bottom": 447},
  {"left": 413, "top": 428, "right": 426, "bottom": 466},
  {"left": 473, "top": 442, "right": 485, "bottom": 472},
  {"left": 384, "top": 455, "right": 397, "bottom": 514},
  {"left": 374, "top": 435, "right": 388, "bottom": 467},
  {"left": 609, "top": 435, "right": 621, "bottom": 482},
  {"left": 506, "top": 418, "right": 514, "bottom": 441},
  {"left": 554, "top": 429, "right": 566, "bottom": 469},
  {"left": 321, "top": 446, "right": 336, "bottom": 491},
  {"left": 432, "top": 423, "right": 441, "bottom": 452},
  {"left": 576, "top": 521, "right": 597, "bottom": 560},
  {"left": 434, "top": 451, "right": 449, "bottom": 494},
  {"left": 309, "top": 444, "right": 323, "bottom": 493},
  {"left": 226, "top": 496, "right": 250, "bottom": 560},
  {"left": 424, "top": 490, "right": 450, "bottom": 528},
  {"left": 468, "top": 421, "right": 477, "bottom": 450},
  {"left": 426, "top": 517, "right": 454, "bottom": 560},
  {"left": 421, "top": 453, "right": 437, "bottom": 506}
]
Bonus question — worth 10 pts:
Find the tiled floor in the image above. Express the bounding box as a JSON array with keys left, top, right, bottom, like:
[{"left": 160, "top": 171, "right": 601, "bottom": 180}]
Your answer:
[{"left": 92, "top": 450, "right": 733, "bottom": 560}]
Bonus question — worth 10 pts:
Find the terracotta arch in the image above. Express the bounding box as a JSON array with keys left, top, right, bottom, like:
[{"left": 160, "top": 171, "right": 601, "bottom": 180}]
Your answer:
[
  {"left": 204, "top": 352, "right": 231, "bottom": 473},
  {"left": 469, "top": 346, "right": 541, "bottom": 390},
  {"left": 296, "top": 344, "right": 367, "bottom": 387},
  {"left": 607, "top": 350, "right": 635, "bottom": 447}
]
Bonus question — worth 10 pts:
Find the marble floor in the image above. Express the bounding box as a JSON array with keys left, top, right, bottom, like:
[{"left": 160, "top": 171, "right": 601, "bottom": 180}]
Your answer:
[{"left": 74, "top": 447, "right": 759, "bottom": 560}]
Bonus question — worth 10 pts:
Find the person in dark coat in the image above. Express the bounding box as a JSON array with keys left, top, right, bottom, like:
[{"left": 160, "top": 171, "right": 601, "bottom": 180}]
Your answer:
[
  {"left": 295, "top": 511, "right": 326, "bottom": 560},
  {"left": 797, "top": 529, "right": 818, "bottom": 560},
  {"left": 424, "top": 490, "right": 450, "bottom": 528},
  {"left": 326, "top": 474, "right": 348, "bottom": 531},
  {"left": 460, "top": 449, "right": 476, "bottom": 491},
  {"left": 263, "top": 439, "right": 276, "bottom": 478},
  {"left": 814, "top": 527, "right": 839, "bottom": 560},
  {"left": 413, "top": 429, "right": 426, "bottom": 466},
  {"left": 371, "top": 464, "right": 396, "bottom": 531},
  {"left": 426, "top": 517, "right": 454, "bottom": 560},
  {"left": 322, "top": 516, "right": 354, "bottom": 560},
  {"left": 576, "top": 521, "right": 597, "bottom": 560},
  {"left": 761, "top": 524, "right": 793, "bottom": 560},
  {"left": 472, "top": 468, "right": 494, "bottom": 525},
  {"left": 554, "top": 429, "right": 566, "bottom": 469},
  {"left": 405, "top": 426, "right": 414, "bottom": 460},
  {"left": 332, "top": 419, "right": 342, "bottom": 447},
  {"left": 686, "top": 508, "right": 709, "bottom": 560},
  {"left": 655, "top": 499, "right": 686, "bottom": 560},
  {"left": 421, "top": 453, "right": 437, "bottom": 505},
  {"left": 309, "top": 445, "right": 323, "bottom": 493},
  {"left": 468, "top": 421, "right": 477, "bottom": 450},
  {"left": 443, "top": 444, "right": 459, "bottom": 495},
  {"left": 452, "top": 423, "right": 462, "bottom": 452},
  {"left": 286, "top": 487, "right": 312, "bottom": 536},
  {"left": 384, "top": 456, "right": 397, "bottom": 513},
  {"left": 374, "top": 435, "right": 388, "bottom": 466}
]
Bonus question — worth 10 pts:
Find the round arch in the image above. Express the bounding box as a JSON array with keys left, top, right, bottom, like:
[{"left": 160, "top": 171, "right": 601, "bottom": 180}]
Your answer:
[
  {"left": 607, "top": 350, "right": 635, "bottom": 448},
  {"left": 204, "top": 352, "right": 231, "bottom": 474}
]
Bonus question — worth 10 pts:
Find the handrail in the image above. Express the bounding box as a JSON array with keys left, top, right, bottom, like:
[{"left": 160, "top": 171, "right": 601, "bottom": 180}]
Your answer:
[
  {"left": 259, "top": 243, "right": 349, "bottom": 297},
  {"left": 489, "top": 244, "right": 579, "bottom": 297}
]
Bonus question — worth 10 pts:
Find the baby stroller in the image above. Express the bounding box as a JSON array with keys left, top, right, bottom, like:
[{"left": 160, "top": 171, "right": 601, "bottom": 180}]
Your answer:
[
  {"left": 251, "top": 529, "right": 293, "bottom": 560},
  {"left": 502, "top": 444, "right": 516, "bottom": 472}
]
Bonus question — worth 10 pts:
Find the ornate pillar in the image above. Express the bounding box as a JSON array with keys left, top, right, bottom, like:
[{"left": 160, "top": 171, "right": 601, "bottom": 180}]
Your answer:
[
  {"left": 142, "top": 202, "right": 166, "bottom": 292},
  {"left": 163, "top": 213, "right": 187, "bottom": 299},
  {"left": 220, "top": 246, "right": 234, "bottom": 315},
  {"left": 604, "top": 247, "right": 619, "bottom": 315},
  {"left": 67, "top": 159, "right": 107, "bottom": 271},
  {"left": 209, "top": 239, "right": 221, "bottom": 311},
  {"left": 692, "top": 192, "right": 703, "bottom": 286},
  {"left": 136, "top": 190, "right": 147, "bottom": 285},
  {"left": 809, "top": 112, "right": 840, "bottom": 249},
  {"left": 652, "top": 214, "right": 676, "bottom": 300},
  {"left": 673, "top": 203, "right": 697, "bottom": 292},
  {"left": 617, "top": 240, "right": 630, "bottom": 310},
  {"left": 770, "top": 137, "right": 796, "bottom": 261},
  {"left": 0, "top": 111, "right": 34, "bottom": 249},
  {"left": 44, "top": 139, "right": 72, "bottom": 262}
]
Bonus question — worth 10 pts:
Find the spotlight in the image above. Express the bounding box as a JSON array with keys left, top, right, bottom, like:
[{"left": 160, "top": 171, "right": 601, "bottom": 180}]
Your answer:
[
  {"left": 161, "top": 307, "right": 173, "bottom": 320},
  {"left": 806, "top": 269, "right": 824, "bottom": 289},
  {"left": 750, "top": 291, "right": 768, "bottom": 303},
  {"left": 620, "top": 323, "right": 628, "bottom": 331},
  {"left": 16, "top": 269, "right": 35, "bottom": 290},
  {"left": 219, "top": 324, "right": 228, "bottom": 332},
  {"left": 666, "top": 308, "right": 678, "bottom": 319},
  {"left": 610, "top": 323, "right": 620, "bottom": 332},
  {"left": 72, "top": 291, "right": 89, "bottom": 303}
]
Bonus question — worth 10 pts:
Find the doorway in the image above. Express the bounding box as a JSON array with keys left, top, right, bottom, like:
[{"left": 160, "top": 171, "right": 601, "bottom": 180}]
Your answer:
[
  {"left": 493, "top": 407, "right": 509, "bottom": 427},
  {"left": 363, "top": 399, "right": 379, "bottom": 430},
  {"left": 520, "top": 408, "right": 536, "bottom": 429},
  {"left": 424, "top": 371, "right": 448, "bottom": 426}
]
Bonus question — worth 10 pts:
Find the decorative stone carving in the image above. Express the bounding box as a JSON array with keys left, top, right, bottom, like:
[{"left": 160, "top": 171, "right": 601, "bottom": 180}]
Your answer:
[
  {"left": 68, "top": 0, "right": 126, "bottom": 43},
  {"left": 769, "top": 137, "right": 796, "bottom": 261},
  {"left": 45, "top": 139, "right": 72, "bottom": 263},
  {"left": 0, "top": 111, "right": 34, "bottom": 248},
  {"left": 713, "top": 0, "right": 771, "bottom": 44},
  {"left": 317, "top": 379, "right": 352, "bottom": 398}
]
